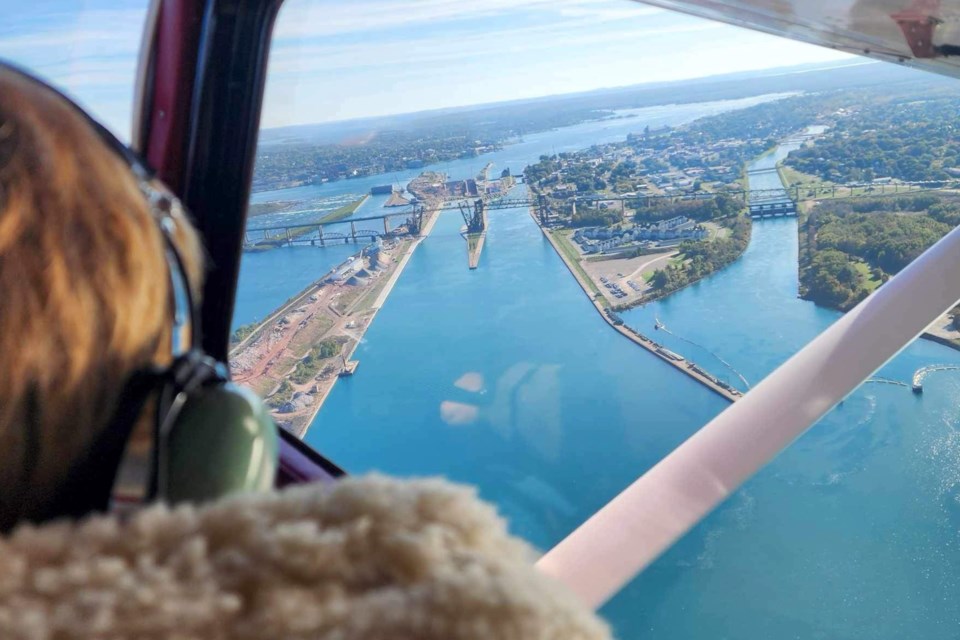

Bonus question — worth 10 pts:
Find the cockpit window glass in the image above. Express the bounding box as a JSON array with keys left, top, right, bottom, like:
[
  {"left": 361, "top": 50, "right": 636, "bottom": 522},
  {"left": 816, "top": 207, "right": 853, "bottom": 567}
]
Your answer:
[
  {"left": 237, "top": 1, "right": 960, "bottom": 637},
  {"left": 1, "top": 1, "right": 148, "bottom": 140}
]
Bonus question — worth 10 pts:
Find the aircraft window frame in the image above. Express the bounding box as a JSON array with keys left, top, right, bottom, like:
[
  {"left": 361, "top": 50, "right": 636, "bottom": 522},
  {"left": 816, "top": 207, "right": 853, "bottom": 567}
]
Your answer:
[{"left": 178, "top": 0, "right": 960, "bottom": 617}]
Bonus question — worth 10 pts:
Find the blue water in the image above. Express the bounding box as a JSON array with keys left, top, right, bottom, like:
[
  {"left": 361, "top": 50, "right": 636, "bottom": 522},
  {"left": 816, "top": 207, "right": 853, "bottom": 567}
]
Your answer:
[
  {"left": 307, "top": 189, "right": 728, "bottom": 543},
  {"left": 615, "top": 221, "right": 960, "bottom": 639},
  {"left": 233, "top": 244, "right": 358, "bottom": 329},
  {"left": 234, "top": 94, "right": 788, "bottom": 331},
  {"left": 236, "top": 104, "right": 960, "bottom": 638}
]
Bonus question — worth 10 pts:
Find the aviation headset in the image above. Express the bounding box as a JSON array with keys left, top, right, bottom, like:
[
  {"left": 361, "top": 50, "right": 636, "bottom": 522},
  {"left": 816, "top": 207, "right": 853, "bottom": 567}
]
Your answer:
[{"left": 0, "top": 61, "right": 279, "bottom": 524}]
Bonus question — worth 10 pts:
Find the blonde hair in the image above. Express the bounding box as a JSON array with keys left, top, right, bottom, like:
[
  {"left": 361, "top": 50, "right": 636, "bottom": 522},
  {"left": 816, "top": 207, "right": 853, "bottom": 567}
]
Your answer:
[{"left": 0, "top": 68, "right": 202, "bottom": 529}]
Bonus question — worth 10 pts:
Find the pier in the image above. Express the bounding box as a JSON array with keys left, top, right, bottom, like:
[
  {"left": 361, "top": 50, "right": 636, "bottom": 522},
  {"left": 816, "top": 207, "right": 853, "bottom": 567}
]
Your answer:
[
  {"left": 229, "top": 202, "right": 444, "bottom": 437},
  {"left": 530, "top": 206, "right": 742, "bottom": 403},
  {"left": 459, "top": 198, "right": 489, "bottom": 268}
]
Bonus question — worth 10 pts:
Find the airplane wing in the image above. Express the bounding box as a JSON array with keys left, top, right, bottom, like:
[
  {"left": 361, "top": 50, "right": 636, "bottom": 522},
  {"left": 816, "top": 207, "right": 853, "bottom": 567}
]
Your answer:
[{"left": 634, "top": 0, "right": 960, "bottom": 78}]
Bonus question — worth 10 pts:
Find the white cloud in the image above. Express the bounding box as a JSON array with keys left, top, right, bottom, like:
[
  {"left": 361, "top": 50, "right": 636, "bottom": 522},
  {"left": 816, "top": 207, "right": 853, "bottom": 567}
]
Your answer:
[
  {"left": 3, "top": 0, "right": 854, "bottom": 135},
  {"left": 266, "top": 4, "right": 701, "bottom": 76},
  {"left": 273, "top": 0, "right": 662, "bottom": 40},
  {"left": 0, "top": 9, "right": 145, "bottom": 54},
  {"left": 558, "top": 4, "right": 662, "bottom": 20},
  {"left": 2, "top": 5, "right": 147, "bottom": 139},
  {"left": 260, "top": 18, "right": 850, "bottom": 128}
]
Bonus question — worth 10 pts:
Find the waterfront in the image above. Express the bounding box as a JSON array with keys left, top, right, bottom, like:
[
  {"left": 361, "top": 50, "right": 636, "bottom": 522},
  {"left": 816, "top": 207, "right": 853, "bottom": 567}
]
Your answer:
[
  {"left": 309, "top": 201, "right": 960, "bottom": 639},
  {"left": 237, "top": 105, "right": 960, "bottom": 637},
  {"left": 248, "top": 94, "right": 791, "bottom": 206},
  {"left": 614, "top": 217, "right": 960, "bottom": 638},
  {"left": 536, "top": 215, "right": 742, "bottom": 402},
  {"left": 233, "top": 94, "right": 790, "bottom": 333}
]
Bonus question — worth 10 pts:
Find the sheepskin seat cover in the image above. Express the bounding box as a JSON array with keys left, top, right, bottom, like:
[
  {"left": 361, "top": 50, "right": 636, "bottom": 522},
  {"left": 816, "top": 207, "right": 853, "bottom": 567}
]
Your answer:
[{"left": 0, "top": 475, "right": 611, "bottom": 640}]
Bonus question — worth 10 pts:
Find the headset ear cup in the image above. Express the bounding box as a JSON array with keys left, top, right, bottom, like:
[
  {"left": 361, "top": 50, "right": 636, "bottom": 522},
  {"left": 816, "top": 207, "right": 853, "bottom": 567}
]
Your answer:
[{"left": 163, "top": 383, "right": 278, "bottom": 504}]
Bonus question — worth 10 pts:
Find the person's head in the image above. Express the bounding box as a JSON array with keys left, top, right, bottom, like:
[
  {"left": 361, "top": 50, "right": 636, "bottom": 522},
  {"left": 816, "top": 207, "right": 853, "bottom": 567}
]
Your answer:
[{"left": 0, "top": 66, "right": 203, "bottom": 529}]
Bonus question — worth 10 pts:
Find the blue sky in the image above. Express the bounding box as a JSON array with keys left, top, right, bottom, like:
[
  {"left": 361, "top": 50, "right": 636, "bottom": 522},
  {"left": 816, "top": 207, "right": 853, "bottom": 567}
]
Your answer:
[{"left": 3, "top": 0, "right": 852, "bottom": 137}]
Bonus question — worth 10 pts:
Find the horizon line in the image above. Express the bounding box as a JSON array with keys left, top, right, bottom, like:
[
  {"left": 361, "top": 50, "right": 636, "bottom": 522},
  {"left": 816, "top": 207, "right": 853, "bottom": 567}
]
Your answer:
[{"left": 261, "top": 58, "right": 872, "bottom": 133}]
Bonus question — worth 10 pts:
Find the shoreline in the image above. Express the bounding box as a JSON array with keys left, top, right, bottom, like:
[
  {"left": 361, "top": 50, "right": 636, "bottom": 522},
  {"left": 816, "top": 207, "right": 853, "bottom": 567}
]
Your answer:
[
  {"left": 920, "top": 331, "right": 960, "bottom": 352},
  {"left": 229, "top": 203, "right": 442, "bottom": 439},
  {"left": 294, "top": 203, "right": 443, "bottom": 437},
  {"left": 791, "top": 176, "right": 960, "bottom": 353},
  {"left": 598, "top": 218, "right": 752, "bottom": 313},
  {"left": 530, "top": 206, "right": 741, "bottom": 403},
  {"left": 795, "top": 289, "right": 960, "bottom": 353}
]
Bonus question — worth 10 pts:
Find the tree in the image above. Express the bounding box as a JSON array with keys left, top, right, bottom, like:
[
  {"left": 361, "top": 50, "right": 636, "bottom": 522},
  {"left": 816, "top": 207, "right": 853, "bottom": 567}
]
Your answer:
[{"left": 651, "top": 269, "right": 671, "bottom": 290}]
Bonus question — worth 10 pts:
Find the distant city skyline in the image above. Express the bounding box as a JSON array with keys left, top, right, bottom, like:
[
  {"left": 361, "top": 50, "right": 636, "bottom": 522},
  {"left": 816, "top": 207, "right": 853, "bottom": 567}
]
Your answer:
[{"left": 4, "top": 0, "right": 855, "bottom": 137}]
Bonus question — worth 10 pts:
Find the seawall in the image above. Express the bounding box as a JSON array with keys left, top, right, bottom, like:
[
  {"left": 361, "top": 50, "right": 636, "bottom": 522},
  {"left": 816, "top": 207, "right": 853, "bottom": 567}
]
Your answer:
[{"left": 530, "top": 207, "right": 741, "bottom": 403}]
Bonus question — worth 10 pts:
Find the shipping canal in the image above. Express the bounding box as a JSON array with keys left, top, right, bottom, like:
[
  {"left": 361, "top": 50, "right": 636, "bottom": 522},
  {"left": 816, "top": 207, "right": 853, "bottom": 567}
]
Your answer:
[{"left": 237, "top": 106, "right": 960, "bottom": 638}]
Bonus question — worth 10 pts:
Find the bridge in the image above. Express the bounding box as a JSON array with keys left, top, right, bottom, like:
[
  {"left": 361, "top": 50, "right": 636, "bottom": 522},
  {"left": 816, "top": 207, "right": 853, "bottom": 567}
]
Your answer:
[
  {"left": 246, "top": 177, "right": 960, "bottom": 250},
  {"left": 244, "top": 208, "right": 424, "bottom": 249},
  {"left": 571, "top": 178, "right": 957, "bottom": 211},
  {"left": 746, "top": 167, "right": 796, "bottom": 217},
  {"left": 437, "top": 179, "right": 960, "bottom": 230},
  {"left": 447, "top": 195, "right": 552, "bottom": 232},
  {"left": 244, "top": 196, "right": 544, "bottom": 250},
  {"left": 744, "top": 177, "right": 960, "bottom": 218},
  {"left": 503, "top": 180, "right": 954, "bottom": 211}
]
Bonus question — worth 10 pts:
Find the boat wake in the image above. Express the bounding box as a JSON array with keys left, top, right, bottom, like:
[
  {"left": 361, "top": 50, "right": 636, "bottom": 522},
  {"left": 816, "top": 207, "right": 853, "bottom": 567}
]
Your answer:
[
  {"left": 864, "top": 377, "right": 909, "bottom": 388},
  {"left": 864, "top": 366, "right": 960, "bottom": 393},
  {"left": 650, "top": 320, "right": 960, "bottom": 397},
  {"left": 655, "top": 317, "right": 751, "bottom": 390},
  {"left": 912, "top": 365, "right": 960, "bottom": 391}
]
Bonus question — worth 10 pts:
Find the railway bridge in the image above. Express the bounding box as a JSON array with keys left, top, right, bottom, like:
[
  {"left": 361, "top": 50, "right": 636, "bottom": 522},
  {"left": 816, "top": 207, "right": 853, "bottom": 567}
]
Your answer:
[
  {"left": 244, "top": 208, "right": 423, "bottom": 249},
  {"left": 246, "top": 178, "right": 960, "bottom": 250}
]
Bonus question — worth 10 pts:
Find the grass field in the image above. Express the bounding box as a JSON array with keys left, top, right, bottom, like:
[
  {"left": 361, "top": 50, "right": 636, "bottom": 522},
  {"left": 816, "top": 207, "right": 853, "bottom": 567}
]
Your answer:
[
  {"left": 550, "top": 229, "right": 603, "bottom": 298},
  {"left": 852, "top": 259, "right": 883, "bottom": 293},
  {"left": 317, "top": 195, "right": 369, "bottom": 224}
]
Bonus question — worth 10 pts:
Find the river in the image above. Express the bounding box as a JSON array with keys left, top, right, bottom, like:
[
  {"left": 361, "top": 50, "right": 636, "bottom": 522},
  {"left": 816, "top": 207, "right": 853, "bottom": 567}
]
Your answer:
[{"left": 236, "top": 102, "right": 960, "bottom": 638}]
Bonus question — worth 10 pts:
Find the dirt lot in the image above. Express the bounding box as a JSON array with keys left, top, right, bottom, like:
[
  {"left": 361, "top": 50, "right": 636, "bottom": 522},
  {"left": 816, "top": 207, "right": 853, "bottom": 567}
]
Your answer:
[{"left": 581, "top": 248, "right": 678, "bottom": 304}]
